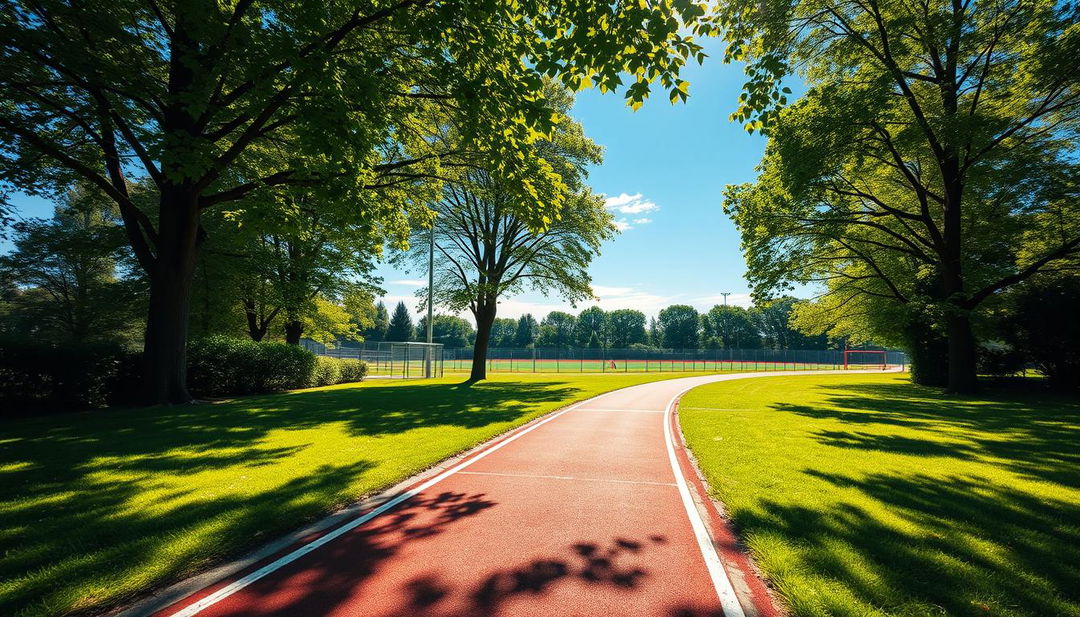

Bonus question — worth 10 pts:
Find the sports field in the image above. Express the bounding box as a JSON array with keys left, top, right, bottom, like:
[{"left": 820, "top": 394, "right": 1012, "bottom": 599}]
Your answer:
[{"left": 444, "top": 357, "right": 892, "bottom": 373}]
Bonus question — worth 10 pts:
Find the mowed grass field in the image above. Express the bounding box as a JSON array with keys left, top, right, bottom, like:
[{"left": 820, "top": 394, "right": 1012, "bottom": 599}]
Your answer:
[
  {"left": 679, "top": 373, "right": 1080, "bottom": 617},
  {"left": 0, "top": 372, "right": 705, "bottom": 617}
]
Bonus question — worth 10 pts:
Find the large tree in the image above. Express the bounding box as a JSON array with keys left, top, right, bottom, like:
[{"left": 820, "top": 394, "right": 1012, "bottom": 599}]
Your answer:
[
  {"left": 385, "top": 301, "right": 414, "bottom": 342},
  {"left": 514, "top": 314, "right": 538, "bottom": 348},
  {"left": 407, "top": 86, "right": 616, "bottom": 381},
  {"left": 658, "top": 304, "right": 700, "bottom": 349},
  {"left": 702, "top": 304, "right": 761, "bottom": 349},
  {"left": 0, "top": 184, "right": 142, "bottom": 342},
  {"left": 538, "top": 311, "right": 577, "bottom": 348},
  {"left": 1, "top": 0, "right": 710, "bottom": 402},
  {"left": 606, "top": 308, "right": 647, "bottom": 348},
  {"left": 720, "top": 0, "right": 1080, "bottom": 392},
  {"left": 575, "top": 306, "right": 608, "bottom": 348},
  {"left": 416, "top": 314, "right": 474, "bottom": 348}
]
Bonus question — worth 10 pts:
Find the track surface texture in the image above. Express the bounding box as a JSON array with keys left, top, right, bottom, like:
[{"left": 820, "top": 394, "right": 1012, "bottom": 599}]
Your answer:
[{"left": 141, "top": 371, "right": 870, "bottom": 617}]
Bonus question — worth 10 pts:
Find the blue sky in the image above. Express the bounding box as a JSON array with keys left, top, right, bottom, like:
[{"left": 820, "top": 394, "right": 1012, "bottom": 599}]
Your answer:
[
  {"left": 385, "top": 37, "right": 768, "bottom": 321},
  {"left": 3, "top": 38, "right": 772, "bottom": 322}
]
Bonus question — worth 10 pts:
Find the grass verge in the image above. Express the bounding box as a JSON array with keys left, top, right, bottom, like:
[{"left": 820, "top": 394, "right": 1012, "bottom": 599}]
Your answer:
[
  {"left": 0, "top": 371, "right": 707, "bottom": 617},
  {"left": 678, "top": 373, "right": 1080, "bottom": 617}
]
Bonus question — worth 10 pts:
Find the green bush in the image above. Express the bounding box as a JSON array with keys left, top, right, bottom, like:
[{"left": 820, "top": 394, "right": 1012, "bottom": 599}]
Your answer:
[
  {"left": 338, "top": 358, "right": 368, "bottom": 383},
  {"left": 0, "top": 338, "right": 133, "bottom": 413},
  {"left": 187, "top": 336, "right": 316, "bottom": 396},
  {"left": 310, "top": 355, "right": 342, "bottom": 387}
]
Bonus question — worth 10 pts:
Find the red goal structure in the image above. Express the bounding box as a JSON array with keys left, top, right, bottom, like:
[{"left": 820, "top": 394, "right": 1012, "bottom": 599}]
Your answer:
[{"left": 843, "top": 350, "right": 888, "bottom": 370}]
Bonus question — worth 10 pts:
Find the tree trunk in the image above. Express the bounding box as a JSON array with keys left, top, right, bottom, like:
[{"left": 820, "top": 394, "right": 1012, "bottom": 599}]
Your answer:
[
  {"left": 243, "top": 299, "right": 268, "bottom": 341},
  {"left": 284, "top": 319, "right": 304, "bottom": 345},
  {"left": 469, "top": 302, "right": 497, "bottom": 382},
  {"left": 946, "top": 311, "right": 978, "bottom": 393},
  {"left": 940, "top": 154, "right": 978, "bottom": 393},
  {"left": 142, "top": 186, "right": 200, "bottom": 404}
]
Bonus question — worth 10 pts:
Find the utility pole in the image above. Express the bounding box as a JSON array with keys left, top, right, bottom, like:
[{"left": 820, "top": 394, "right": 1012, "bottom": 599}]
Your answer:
[
  {"left": 425, "top": 223, "right": 435, "bottom": 376},
  {"left": 721, "top": 292, "right": 730, "bottom": 307}
]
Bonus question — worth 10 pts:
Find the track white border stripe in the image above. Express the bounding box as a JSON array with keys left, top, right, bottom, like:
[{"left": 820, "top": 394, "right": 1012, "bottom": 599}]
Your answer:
[
  {"left": 165, "top": 392, "right": 611, "bottom": 617},
  {"left": 662, "top": 377, "right": 747, "bottom": 617}
]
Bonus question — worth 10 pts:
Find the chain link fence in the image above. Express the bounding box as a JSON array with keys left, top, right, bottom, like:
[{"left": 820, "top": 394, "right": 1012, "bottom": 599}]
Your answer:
[
  {"left": 443, "top": 347, "right": 907, "bottom": 374},
  {"left": 301, "top": 341, "right": 444, "bottom": 378}
]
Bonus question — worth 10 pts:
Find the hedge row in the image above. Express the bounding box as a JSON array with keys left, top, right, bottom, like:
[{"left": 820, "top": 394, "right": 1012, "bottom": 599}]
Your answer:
[{"left": 0, "top": 336, "right": 367, "bottom": 414}]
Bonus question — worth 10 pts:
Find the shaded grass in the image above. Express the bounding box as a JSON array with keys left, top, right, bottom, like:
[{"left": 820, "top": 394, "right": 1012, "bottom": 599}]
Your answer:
[
  {"left": 0, "top": 372, "right": 702, "bottom": 617},
  {"left": 679, "top": 373, "right": 1080, "bottom": 617}
]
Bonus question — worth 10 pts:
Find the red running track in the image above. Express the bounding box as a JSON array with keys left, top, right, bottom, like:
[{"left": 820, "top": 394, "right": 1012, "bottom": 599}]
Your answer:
[{"left": 140, "top": 373, "right": 809, "bottom": 617}]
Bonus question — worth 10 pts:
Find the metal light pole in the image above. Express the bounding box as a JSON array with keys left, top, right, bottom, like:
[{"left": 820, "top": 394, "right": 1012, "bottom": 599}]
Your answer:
[
  {"left": 721, "top": 292, "right": 730, "bottom": 307},
  {"left": 425, "top": 223, "right": 435, "bottom": 377}
]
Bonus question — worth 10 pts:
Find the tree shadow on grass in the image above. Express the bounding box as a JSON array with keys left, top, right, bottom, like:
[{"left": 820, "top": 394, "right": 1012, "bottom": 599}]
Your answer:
[
  {"left": 774, "top": 381, "right": 1080, "bottom": 488},
  {"left": 0, "top": 379, "right": 580, "bottom": 617},
  {"left": 734, "top": 471, "right": 1080, "bottom": 617}
]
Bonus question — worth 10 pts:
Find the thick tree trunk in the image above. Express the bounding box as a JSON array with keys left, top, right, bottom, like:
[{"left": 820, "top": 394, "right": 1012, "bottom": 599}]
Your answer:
[
  {"left": 284, "top": 319, "right": 304, "bottom": 345},
  {"left": 142, "top": 187, "right": 200, "bottom": 404},
  {"left": 946, "top": 311, "right": 978, "bottom": 393},
  {"left": 469, "top": 302, "right": 497, "bottom": 382},
  {"left": 941, "top": 161, "right": 978, "bottom": 393}
]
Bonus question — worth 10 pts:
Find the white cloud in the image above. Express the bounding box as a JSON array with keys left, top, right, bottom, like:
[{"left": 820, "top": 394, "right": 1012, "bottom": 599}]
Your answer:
[
  {"left": 613, "top": 219, "right": 633, "bottom": 232},
  {"left": 389, "top": 279, "right": 426, "bottom": 286},
  {"left": 632, "top": 217, "right": 652, "bottom": 225},
  {"left": 604, "top": 192, "right": 659, "bottom": 215}
]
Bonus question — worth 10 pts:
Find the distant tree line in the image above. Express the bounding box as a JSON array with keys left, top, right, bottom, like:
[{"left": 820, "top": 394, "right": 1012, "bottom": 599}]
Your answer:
[{"left": 356, "top": 297, "right": 836, "bottom": 351}]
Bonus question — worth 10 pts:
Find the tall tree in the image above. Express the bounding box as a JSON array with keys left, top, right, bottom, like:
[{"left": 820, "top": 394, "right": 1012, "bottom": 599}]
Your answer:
[
  {"left": 1, "top": 0, "right": 711, "bottom": 402},
  {"left": 364, "top": 301, "right": 390, "bottom": 343},
  {"left": 702, "top": 305, "right": 761, "bottom": 349},
  {"left": 647, "top": 316, "right": 662, "bottom": 347},
  {"left": 720, "top": 0, "right": 1080, "bottom": 392},
  {"left": 538, "top": 311, "right": 577, "bottom": 348},
  {"left": 406, "top": 86, "right": 616, "bottom": 381},
  {"left": 416, "top": 314, "right": 474, "bottom": 348},
  {"left": 385, "top": 301, "right": 414, "bottom": 343},
  {"left": 753, "top": 297, "right": 828, "bottom": 350},
  {"left": 490, "top": 318, "right": 518, "bottom": 347},
  {"left": 514, "top": 314, "right": 538, "bottom": 348},
  {"left": 575, "top": 306, "right": 607, "bottom": 348},
  {"left": 606, "top": 309, "right": 647, "bottom": 348},
  {"left": 659, "top": 304, "right": 700, "bottom": 349},
  {"left": 0, "top": 184, "right": 142, "bottom": 342}
]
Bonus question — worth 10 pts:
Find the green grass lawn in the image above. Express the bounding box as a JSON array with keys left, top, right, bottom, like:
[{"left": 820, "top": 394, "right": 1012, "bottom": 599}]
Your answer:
[
  {"left": 0, "top": 371, "right": 704, "bottom": 617},
  {"left": 679, "top": 373, "right": 1080, "bottom": 617}
]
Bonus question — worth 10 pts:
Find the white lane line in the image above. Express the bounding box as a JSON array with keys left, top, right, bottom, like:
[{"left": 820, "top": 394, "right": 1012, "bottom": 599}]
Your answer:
[
  {"left": 457, "top": 470, "right": 677, "bottom": 487},
  {"left": 662, "top": 376, "right": 748, "bottom": 617},
  {"left": 574, "top": 407, "right": 665, "bottom": 413},
  {"left": 163, "top": 392, "right": 615, "bottom": 617}
]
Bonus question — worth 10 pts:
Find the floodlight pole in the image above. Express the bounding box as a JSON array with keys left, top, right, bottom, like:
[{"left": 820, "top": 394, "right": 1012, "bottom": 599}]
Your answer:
[
  {"left": 721, "top": 292, "right": 730, "bottom": 307},
  {"left": 425, "top": 223, "right": 435, "bottom": 377}
]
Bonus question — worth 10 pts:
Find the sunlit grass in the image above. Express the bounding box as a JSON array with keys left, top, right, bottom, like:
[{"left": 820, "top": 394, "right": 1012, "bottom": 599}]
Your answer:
[
  {"left": 0, "top": 371, "right": 703, "bottom": 617},
  {"left": 679, "top": 373, "right": 1080, "bottom": 617}
]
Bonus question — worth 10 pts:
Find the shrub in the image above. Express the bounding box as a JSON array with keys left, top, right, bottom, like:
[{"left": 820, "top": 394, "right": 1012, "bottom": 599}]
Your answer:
[
  {"left": 256, "top": 343, "right": 318, "bottom": 391},
  {"left": 187, "top": 336, "right": 316, "bottom": 396},
  {"left": 0, "top": 338, "right": 132, "bottom": 413},
  {"left": 977, "top": 343, "right": 1026, "bottom": 380},
  {"left": 338, "top": 358, "right": 368, "bottom": 383},
  {"left": 1002, "top": 278, "right": 1080, "bottom": 391},
  {"left": 310, "top": 355, "right": 342, "bottom": 387}
]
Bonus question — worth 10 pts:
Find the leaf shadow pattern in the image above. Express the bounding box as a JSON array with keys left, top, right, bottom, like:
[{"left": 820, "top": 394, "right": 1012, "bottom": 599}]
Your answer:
[
  {"left": 220, "top": 528, "right": 688, "bottom": 617},
  {"left": 0, "top": 380, "right": 580, "bottom": 616},
  {"left": 737, "top": 472, "right": 1080, "bottom": 616},
  {"left": 774, "top": 382, "right": 1080, "bottom": 488}
]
